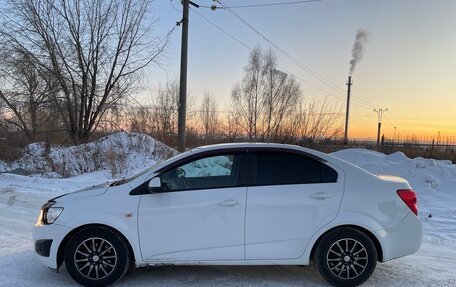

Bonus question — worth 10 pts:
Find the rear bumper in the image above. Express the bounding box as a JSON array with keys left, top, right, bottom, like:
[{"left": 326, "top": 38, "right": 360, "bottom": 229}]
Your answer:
[
  {"left": 377, "top": 212, "right": 423, "bottom": 262},
  {"left": 33, "top": 223, "right": 72, "bottom": 269}
]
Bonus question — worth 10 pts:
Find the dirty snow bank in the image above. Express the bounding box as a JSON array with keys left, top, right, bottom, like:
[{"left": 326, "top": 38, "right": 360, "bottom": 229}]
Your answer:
[{"left": 0, "top": 132, "right": 176, "bottom": 178}]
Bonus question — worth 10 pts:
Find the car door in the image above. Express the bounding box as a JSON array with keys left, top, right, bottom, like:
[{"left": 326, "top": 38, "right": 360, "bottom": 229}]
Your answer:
[
  {"left": 138, "top": 152, "right": 247, "bottom": 262},
  {"left": 245, "top": 150, "right": 344, "bottom": 260}
]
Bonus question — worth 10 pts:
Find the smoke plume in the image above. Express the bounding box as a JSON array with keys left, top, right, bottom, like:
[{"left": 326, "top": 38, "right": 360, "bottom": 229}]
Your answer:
[{"left": 349, "top": 28, "right": 369, "bottom": 75}]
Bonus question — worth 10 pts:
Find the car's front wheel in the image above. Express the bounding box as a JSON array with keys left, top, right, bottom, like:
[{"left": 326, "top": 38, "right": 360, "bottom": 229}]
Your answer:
[
  {"left": 314, "top": 227, "right": 377, "bottom": 287},
  {"left": 64, "top": 226, "right": 131, "bottom": 287}
]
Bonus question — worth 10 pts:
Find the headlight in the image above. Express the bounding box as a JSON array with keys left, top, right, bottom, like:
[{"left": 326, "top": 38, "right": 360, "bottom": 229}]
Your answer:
[
  {"left": 38, "top": 201, "right": 64, "bottom": 225},
  {"left": 45, "top": 207, "right": 64, "bottom": 224}
]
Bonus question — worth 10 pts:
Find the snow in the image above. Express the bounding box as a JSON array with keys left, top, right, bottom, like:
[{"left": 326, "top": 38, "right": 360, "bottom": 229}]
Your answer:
[
  {"left": 0, "top": 147, "right": 455, "bottom": 286},
  {"left": 0, "top": 132, "right": 176, "bottom": 178}
]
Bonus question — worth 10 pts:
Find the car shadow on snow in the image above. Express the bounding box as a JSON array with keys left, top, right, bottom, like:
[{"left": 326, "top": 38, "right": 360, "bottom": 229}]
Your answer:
[
  {"left": 121, "top": 265, "right": 327, "bottom": 287},
  {"left": 7, "top": 252, "right": 328, "bottom": 287},
  {"left": 6, "top": 249, "right": 455, "bottom": 287}
]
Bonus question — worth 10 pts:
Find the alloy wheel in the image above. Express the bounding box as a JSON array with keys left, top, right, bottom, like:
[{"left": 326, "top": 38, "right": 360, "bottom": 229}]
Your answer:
[
  {"left": 326, "top": 238, "right": 368, "bottom": 280},
  {"left": 73, "top": 237, "right": 118, "bottom": 280}
]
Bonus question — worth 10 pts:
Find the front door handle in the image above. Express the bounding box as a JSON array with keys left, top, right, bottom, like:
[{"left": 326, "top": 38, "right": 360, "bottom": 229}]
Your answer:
[
  {"left": 310, "top": 192, "right": 333, "bottom": 200},
  {"left": 218, "top": 199, "right": 240, "bottom": 207}
]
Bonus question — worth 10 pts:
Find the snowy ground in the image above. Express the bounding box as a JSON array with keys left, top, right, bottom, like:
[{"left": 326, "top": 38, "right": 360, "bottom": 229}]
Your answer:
[{"left": 0, "top": 148, "right": 455, "bottom": 286}]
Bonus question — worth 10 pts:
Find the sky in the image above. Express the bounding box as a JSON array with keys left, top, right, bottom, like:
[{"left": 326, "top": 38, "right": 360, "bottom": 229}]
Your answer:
[{"left": 142, "top": 0, "right": 455, "bottom": 140}]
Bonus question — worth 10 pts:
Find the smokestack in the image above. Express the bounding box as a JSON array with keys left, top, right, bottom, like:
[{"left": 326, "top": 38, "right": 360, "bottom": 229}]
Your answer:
[
  {"left": 349, "top": 28, "right": 368, "bottom": 75},
  {"left": 344, "top": 76, "right": 352, "bottom": 144}
]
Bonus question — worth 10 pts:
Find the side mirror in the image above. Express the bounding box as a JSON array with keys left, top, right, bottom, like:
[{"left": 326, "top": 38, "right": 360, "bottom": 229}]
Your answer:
[{"left": 148, "top": 177, "right": 162, "bottom": 193}]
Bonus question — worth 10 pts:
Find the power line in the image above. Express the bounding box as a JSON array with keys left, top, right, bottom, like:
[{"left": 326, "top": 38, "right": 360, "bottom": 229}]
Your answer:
[
  {"left": 191, "top": 7, "right": 347, "bottom": 104},
  {"left": 350, "top": 98, "right": 379, "bottom": 110},
  {"left": 195, "top": 1, "right": 382, "bottom": 111},
  {"left": 216, "top": 0, "right": 350, "bottom": 96},
  {"left": 201, "top": 0, "right": 322, "bottom": 9},
  {"left": 351, "top": 93, "right": 387, "bottom": 109},
  {"left": 384, "top": 112, "right": 405, "bottom": 136},
  {"left": 157, "top": 19, "right": 183, "bottom": 49},
  {"left": 215, "top": 0, "right": 393, "bottom": 116},
  {"left": 352, "top": 105, "right": 370, "bottom": 140},
  {"left": 169, "top": 0, "right": 182, "bottom": 12},
  {"left": 387, "top": 113, "right": 405, "bottom": 132},
  {"left": 193, "top": 2, "right": 403, "bottom": 135},
  {"left": 191, "top": 5, "right": 376, "bottom": 110},
  {"left": 126, "top": 20, "right": 182, "bottom": 110},
  {"left": 198, "top": 0, "right": 392, "bottom": 122},
  {"left": 190, "top": 8, "right": 254, "bottom": 52},
  {"left": 191, "top": 6, "right": 343, "bottom": 100},
  {"left": 215, "top": 0, "right": 393, "bottom": 113},
  {"left": 383, "top": 113, "right": 396, "bottom": 131}
]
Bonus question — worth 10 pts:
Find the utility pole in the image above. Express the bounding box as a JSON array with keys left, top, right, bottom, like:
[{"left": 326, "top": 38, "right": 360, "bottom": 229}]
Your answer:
[
  {"left": 177, "top": 0, "right": 200, "bottom": 152},
  {"left": 177, "top": 0, "right": 192, "bottom": 152},
  {"left": 373, "top": 108, "right": 388, "bottom": 148},
  {"left": 343, "top": 76, "right": 352, "bottom": 144}
]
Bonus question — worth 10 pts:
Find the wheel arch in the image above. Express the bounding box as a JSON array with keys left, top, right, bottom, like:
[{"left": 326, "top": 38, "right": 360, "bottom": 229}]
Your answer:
[
  {"left": 56, "top": 223, "right": 136, "bottom": 270},
  {"left": 309, "top": 224, "right": 383, "bottom": 263}
]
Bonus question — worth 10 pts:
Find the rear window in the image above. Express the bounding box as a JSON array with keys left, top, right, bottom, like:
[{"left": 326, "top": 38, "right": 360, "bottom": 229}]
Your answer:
[{"left": 255, "top": 152, "right": 338, "bottom": 185}]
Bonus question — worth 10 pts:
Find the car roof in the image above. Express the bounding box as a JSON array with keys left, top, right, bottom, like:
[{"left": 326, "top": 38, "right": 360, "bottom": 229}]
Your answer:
[
  {"left": 193, "top": 142, "right": 314, "bottom": 151},
  {"left": 153, "top": 142, "right": 331, "bottom": 174},
  {"left": 188, "top": 142, "right": 330, "bottom": 162}
]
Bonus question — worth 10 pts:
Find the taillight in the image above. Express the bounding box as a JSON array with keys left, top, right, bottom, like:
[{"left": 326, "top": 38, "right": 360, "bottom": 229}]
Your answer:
[{"left": 397, "top": 189, "right": 418, "bottom": 216}]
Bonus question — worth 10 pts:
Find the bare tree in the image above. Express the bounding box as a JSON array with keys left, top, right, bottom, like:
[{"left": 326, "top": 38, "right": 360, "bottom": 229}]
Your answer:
[
  {"left": 129, "top": 105, "right": 152, "bottom": 134},
  {"left": 199, "top": 93, "right": 218, "bottom": 139},
  {"left": 231, "top": 46, "right": 301, "bottom": 141},
  {"left": 231, "top": 46, "right": 264, "bottom": 141},
  {"left": 260, "top": 49, "right": 301, "bottom": 141},
  {"left": 149, "top": 78, "right": 197, "bottom": 142},
  {"left": 153, "top": 79, "right": 180, "bottom": 138},
  {"left": 291, "top": 99, "right": 343, "bottom": 144},
  {"left": 0, "top": 0, "right": 167, "bottom": 143},
  {"left": 0, "top": 51, "right": 57, "bottom": 141}
]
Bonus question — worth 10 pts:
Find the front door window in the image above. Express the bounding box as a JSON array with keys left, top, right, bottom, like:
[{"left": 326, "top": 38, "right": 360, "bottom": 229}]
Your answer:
[{"left": 159, "top": 154, "right": 239, "bottom": 191}]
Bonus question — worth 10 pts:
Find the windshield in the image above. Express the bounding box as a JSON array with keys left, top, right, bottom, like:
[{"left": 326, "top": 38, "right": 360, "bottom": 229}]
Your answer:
[{"left": 109, "top": 150, "right": 193, "bottom": 186}]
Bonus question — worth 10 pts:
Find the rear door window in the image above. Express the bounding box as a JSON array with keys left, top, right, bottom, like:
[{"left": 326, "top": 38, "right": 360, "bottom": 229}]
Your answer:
[{"left": 254, "top": 152, "right": 337, "bottom": 185}]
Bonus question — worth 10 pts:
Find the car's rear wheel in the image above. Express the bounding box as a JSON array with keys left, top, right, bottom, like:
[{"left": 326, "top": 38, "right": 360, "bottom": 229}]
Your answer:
[
  {"left": 314, "top": 227, "right": 377, "bottom": 287},
  {"left": 64, "top": 226, "right": 130, "bottom": 287}
]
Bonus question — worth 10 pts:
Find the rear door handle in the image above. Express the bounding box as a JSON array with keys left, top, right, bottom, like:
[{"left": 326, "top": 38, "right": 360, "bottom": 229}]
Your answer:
[
  {"left": 310, "top": 192, "right": 333, "bottom": 200},
  {"left": 218, "top": 199, "right": 241, "bottom": 207}
]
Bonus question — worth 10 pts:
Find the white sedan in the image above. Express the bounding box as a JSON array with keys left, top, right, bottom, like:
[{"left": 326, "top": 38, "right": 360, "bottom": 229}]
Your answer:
[{"left": 33, "top": 143, "right": 422, "bottom": 287}]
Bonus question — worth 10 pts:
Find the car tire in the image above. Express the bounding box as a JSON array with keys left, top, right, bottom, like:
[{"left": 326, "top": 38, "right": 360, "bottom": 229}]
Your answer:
[
  {"left": 314, "top": 227, "right": 377, "bottom": 287},
  {"left": 64, "top": 226, "right": 131, "bottom": 287}
]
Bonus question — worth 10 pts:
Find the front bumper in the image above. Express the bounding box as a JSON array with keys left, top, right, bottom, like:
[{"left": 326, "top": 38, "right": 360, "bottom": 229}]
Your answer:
[
  {"left": 35, "top": 239, "right": 53, "bottom": 257},
  {"left": 33, "top": 222, "right": 72, "bottom": 269}
]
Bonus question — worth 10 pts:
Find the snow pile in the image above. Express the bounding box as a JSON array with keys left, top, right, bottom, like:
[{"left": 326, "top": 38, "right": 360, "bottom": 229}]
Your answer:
[
  {"left": 0, "top": 132, "right": 176, "bottom": 178},
  {"left": 331, "top": 148, "right": 456, "bottom": 195},
  {"left": 331, "top": 148, "right": 456, "bottom": 241}
]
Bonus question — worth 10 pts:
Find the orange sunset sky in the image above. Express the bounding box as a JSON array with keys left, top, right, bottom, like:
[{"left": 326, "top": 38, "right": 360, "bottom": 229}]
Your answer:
[{"left": 136, "top": 0, "right": 455, "bottom": 141}]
